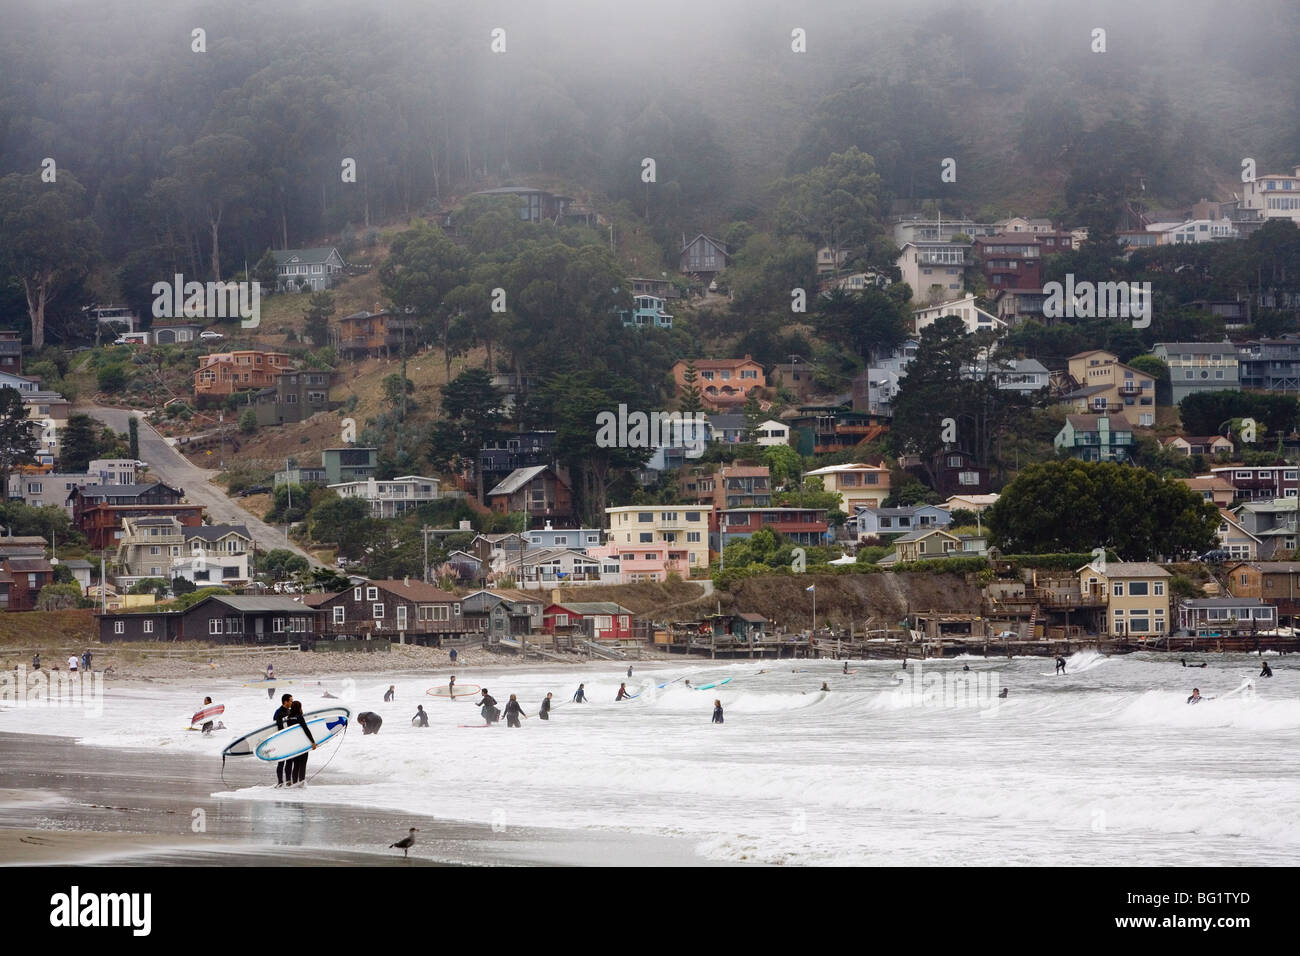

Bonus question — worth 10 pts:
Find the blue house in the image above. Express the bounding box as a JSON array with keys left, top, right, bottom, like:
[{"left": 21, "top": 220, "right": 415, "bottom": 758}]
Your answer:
[
  {"left": 853, "top": 505, "right": 952, "bottom": 539},
  {"left": 619, "top": 294, "right": 673, "bottom": 330},
  {"left": 526, "top": 523, "right": 604, "bottom": 552}
]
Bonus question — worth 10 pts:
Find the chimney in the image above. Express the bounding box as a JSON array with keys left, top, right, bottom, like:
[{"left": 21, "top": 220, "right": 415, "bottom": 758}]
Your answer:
[
  {"left": 404, "top": 576, "right": 410, "bottom": 588},
  {"left": 551, "top": 588, "right": 561, "bottom": 605}
]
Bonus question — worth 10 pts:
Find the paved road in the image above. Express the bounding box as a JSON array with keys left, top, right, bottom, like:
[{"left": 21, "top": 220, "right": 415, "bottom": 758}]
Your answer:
[{"left": 84, "top": 406, "right": 320, "bottom": 566}]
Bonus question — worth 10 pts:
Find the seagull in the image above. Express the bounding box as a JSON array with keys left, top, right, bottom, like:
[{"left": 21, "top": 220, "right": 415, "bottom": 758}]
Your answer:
[{"left": 389, "top": 827, "right": 418, "bottom": 859}]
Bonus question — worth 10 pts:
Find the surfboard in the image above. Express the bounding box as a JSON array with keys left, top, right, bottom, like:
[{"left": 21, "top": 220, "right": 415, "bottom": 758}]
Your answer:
[
  {"left": 693, "top": 677, "right": 732, "bottom": 690},
  {"left": 254, "top": 710, "right": 351, "bottom": 761},
  {"left": 222, "top": 707, "right": 351, "bottom": 759},
  {"left": 656, "top": 677, "right": 683, "bottom": 689},
  {"left": 457, "top": 723, "right": 495, "bottom": 728},
  {"left": 240, "top": 680, "right": 297, "bottom": 687},
  {"left": 427, "top": 684, "right": 481, "bottom": 699},
  {"left": 191, "top": 703, "right": 224, "bottom": 726}
]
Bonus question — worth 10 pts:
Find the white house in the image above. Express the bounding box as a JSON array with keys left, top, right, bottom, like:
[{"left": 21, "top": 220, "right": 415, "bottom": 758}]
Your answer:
[
  {"left": 328, "top": 475, "right": 440, "bottom": 518},
  {"left": 1241, "top": 164, "right": 1300, "bottom": 226},
  {"left": 913, "top": 294, "right": 1007, "bottom": 336},
  {"left": 755, "top": 419, "right": 791, "bottom": 447}
]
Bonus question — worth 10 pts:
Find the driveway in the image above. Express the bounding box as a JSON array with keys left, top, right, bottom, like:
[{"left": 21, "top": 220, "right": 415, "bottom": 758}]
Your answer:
[{"left": 83, "top": 406, "right": 320, "bottom": 566}]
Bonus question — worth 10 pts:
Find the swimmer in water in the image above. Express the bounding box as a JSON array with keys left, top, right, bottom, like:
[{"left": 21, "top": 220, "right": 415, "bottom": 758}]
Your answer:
[
  {"left": 1260, "top": 661, "right": 1273, "bottom": 678},
  {"left": 1187, "top": 688, "right": 1203, "bottom": 704}
]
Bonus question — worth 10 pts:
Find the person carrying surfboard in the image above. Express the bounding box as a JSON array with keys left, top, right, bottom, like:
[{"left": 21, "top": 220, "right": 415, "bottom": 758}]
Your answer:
[
  {"left": 286, "top": 700, "right": 317, "bottom": 786},
  {"left": 503, "top": 694, "right": 527, "bottom": 728},
  {"left": 272, "top": 694, "right": 294, "bottom": 787},
  {"left": 478, "top": 689, "right": 500, "bottom": 726},
  {"left": 616, "top": 683, "right": 632, "bottom": 701},
  {"left": 199, "top": 696, "right": 216, "bottom": 735}
]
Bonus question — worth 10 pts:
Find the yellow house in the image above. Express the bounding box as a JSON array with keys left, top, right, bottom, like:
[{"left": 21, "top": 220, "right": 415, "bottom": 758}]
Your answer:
[
  {"left": 803, "top": 463, "right": 891, "bottom": 511},
  {"left": 604, "top": 505, "right": 713, "bottom": 573},
  {"left": 1064, "top": 350, "right": 1157, "bottom": 426},
  {"left": 1077, "top": 560, "right": 1170, "bottom": 637}
]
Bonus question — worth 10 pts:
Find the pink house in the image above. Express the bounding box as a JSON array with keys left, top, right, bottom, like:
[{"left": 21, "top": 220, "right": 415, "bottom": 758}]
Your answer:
[{"left": 589, "top": 543, "right": 690, "bottom": 583}]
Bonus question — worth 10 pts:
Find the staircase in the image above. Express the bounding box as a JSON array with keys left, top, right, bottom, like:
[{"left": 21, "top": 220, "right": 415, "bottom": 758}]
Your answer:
[
  {"left": 1022, "top": 604, "right": 1040, "bottom": 640},
  {"left": 581, "top": 640, "right": 627, "bottom": 660}
]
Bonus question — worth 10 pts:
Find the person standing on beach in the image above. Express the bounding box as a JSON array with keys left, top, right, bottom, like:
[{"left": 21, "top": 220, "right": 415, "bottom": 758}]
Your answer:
[
  {"left": 627, "top": 666, "right": 632, "bottom": 679},
  {"left": 384, "top": 685, "right": 395, "bottom": 702},
  {"left": 32, "top": 653, "right": 39, "bottom": 670},
  {"left": 539, "top": 693, "right": 553, "bottom": 720},
  {"left": 712, "top": 699, "right": 724, "bottom": 724},
  {"left": 842, "top": 661, "right": 848, "bottom": 675},
  {"left": 450, "top": 647, "right": 457, "bottom": 665},
  {"left": 503, "top": 694, "right": 527, "bottom": 728},
  {"left": 272, "top": 694, "right": 294, "bottom": 787},
  {"left": 82, "top": 650, "right": 92, "bottom": 672},
  {"left": 286, "top": 700, "right": 317, "bottom": 786},
  {"left": 572, "top": 683, "right": 587, "bottom": 703},
  {"left": 448, "top": 675, "right": 457, "bottom": 698},
  {"left": 67, "top": 654, "right": 78, "bottom": 673}
]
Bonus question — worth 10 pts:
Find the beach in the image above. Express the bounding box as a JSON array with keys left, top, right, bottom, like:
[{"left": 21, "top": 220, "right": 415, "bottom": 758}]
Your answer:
[{"left": 2, "top": 651, "right": 1298, "bottom": 866}]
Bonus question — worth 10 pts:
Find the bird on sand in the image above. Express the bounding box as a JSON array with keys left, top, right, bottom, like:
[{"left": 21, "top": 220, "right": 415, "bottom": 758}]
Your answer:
[{"left": 390, "top": 827, "right": 418, "bottom": 859}]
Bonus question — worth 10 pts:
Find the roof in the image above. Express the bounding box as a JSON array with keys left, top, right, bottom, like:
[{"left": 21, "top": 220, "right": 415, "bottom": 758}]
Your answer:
[
  {"left": 1153, "top": 342, "right": 1236, "bottom": 354},
  {"left": 681, "top": 356, "right": 760, "bottom": 370},
  {"left": 487, "top": 465, "right": 551, "bottom": 497},
  {"left": 679, "top": 234, "right": 728, "bottom": 256},
  {"left": 62, "top": 559, "right": 93, "bottom": 569},
  {"left": 1079, "top": 561, "right": 1171, "bottom": 578},
  {"left": 1067, "top": 350, "right": 1117, "bottom": 361},
  {"left": 185, "top": 525, "right": 251, "bottom": 543},
  {"left": 998, "top": 358, "right": 1049, "bottom": 374},
  {"left": 1225, "top": 561, "right": 1300, "bottom": 573},
  {"left": 1180, "top": 597, "right": 1271, "bottom": 607},
  {"left": 857, "top": 505, "right": 949, "bottom": 518},
  {"left": 735, "top": 612, "right": 768, "bottom": 623},
  {"left": 1165, "top": 435, "right": 1231, "bottom": 446},
  {"left": 5, "top": 557, "right": 52, "bottom": 572},
  {"left": 707, "top": 414, "right": 745, "bottom": 429},
  {"left": 1063, "top": 384, "right": 1111, "bottom": 399},
  {"left": 0, "top": 536, "right": 49, "bottom": 547},
  {"left": 806, "top": 463, "right": 889, "bottom": 476},
  {"left": 1065, "top": 414, "right": 1135, "bottom": 430},
  {"left": 300, "top": 593, "right": 334, "bottom": 607},
  {"left": 204, "top": 596, "right": 321, "bottom": 613},
  {"left": 272, "top": 247, "right": 340, "bottom": 266},
  {"left": 75, "top": 482, "right": 181, "bottom": 500},
  {"left": 520, "top": 547, "right": 598, "bottom": 567},
  {"left": 367, "top": 580, "right": 460, "bottom": 602},
  {"left": 548, "top": 601, "right": 632, "bottom": 615},
  {"left": 895, "top": 528, "right": 959, "bottom": 543}
]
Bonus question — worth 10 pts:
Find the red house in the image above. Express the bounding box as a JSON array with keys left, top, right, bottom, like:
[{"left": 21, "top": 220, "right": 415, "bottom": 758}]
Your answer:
[
  {"left": 543, "top": 601, "right": 634, "bottom": 641},
  {"left": 0, "top": 557, "right": 54, "bottom": 611},
  {"left": 68, "top": 482, "right": 204, "bottom": 550}
]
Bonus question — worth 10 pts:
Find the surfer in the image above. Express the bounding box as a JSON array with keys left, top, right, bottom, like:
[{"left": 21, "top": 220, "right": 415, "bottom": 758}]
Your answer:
[
  {"left": 820, "top": 682, "right": 830, "bottom": 692},
  {"left": 199, "top": 696, "right": 216, "bottom": 735},
  {"left": 479, "top": 689, "right": 500, "bottom": 726},
  {"left": 384, "top": 685, "right": 395, "bottom": 702},
  {"left": 286, "top": 700, "right": 317, "bottom": 786},
  {"left": 449, "top": 676, "right": 457, "bottom": 698},
  {"left": 1055, "top": 656, "right": 1066, "bottom": 675},
  {"left": 272, "top": 694, "right": 294, "bottom": 787},
  {"left": 503, "top": 694, "right": 527, "bottom": 728},
  {"left": 683, "top": 679, "right": 692, "bottom": 688},
  {"left": 712, "top": 699, "right": 724, "bottom": 724},
  {"left": 1260, "top": 661, "right": 1273, "bottom": 678},
  {"left": 412, "top": 705, "right": 429, "bottom": 728},
  {"left": 572, "top": 683, "right": 587, "bottom": 703},
  {"left": 358, "top": 712, "right": 383, "bottom": 735},
  {"left": 962, "top": 664, "right": 970, "bottom": 672},
  {"left": 998, "top": 687, "right": 1008, "bottom": 699},
  {"left": 842, "top": 661, "right": 848, "bottom": 675},
  {"left": 265, "top": 664, "right": 276, "bottom": 699},
  {"left": 1181, "top": 659, "right": 1207, "bottom": 668},
  {"left": 616, "top": 683, "right": 632, "bottom": 701},
  {"left": 627, "top": 666, "right": 633, "bottom": 678},
  {"left": 322, "top": 690, "right": 339, "bottom": 699},
  {"left": 1187, "top": 688, "right": 1203, "bottom": 704},
  {"left": 539, "top": 693, "right": 553, "bottom": 720}
]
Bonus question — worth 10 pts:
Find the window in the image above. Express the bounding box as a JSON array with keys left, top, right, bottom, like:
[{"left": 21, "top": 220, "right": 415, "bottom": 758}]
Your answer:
[
  {"left": 367, "top": 587, "right": 378, "bottom": 601},
  {"left": 556, "top": 614, "right": 569, "bottom": 627},
  {"left": 396, "top": 606, "right": 408, "bottom": 628},
  {"left": 273, "top": 618, "right": 284, "bottom": 633},
  {"left": 687, "top": 532, "right": 701, "bottom": 543},
  {"left": 210, "top": 619, "right": 223, "bottom": 635},
  {"left": 639, "top": 533, "right": 653, "bottom": 543},
  {"left": 114, "top": 620, "right": 124, "bottom": 634},
  {"left": 1128, "top": 581, "right": 1149, "bottom": 596},
  {"left": 1112, "top": 582, "right": 1124, "bottom": 596},
  {"left": 686, "top": 512, "right": 701, "bottom": 522},
  {"left": 1154, "top": 582, "right": 1165, "bottom": 596},
  {"left": 333, "top": 607, "right": 345, "bottom": 624},
  {"left": 354, "top": 587, "right": 362, "bottom": 601},
  {"left": 373, "top": 604, "right": 385, "bottom": 619},
  {"left": 638, "top": 512, "right": 654, "bottom": 522}
]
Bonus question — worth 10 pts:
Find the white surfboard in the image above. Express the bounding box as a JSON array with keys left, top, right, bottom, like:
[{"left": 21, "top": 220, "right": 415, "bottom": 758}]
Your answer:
[
  {"left": 254, "top": 710, "right": 351, "bottom": 761},
  {"left": 222, "top": 707, "right": 350, "bottom": 759}
]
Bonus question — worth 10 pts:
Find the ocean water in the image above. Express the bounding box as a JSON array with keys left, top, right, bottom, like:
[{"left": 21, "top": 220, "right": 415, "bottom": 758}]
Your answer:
[{"left": 3, "top": 651, "right": 1298, "bottom": 865}]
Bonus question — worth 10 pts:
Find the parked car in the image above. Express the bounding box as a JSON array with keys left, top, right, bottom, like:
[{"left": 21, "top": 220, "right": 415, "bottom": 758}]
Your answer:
[
  {"left": 199, "top": 330, "right": 224, "bottom": 341},
  {"left": 1196, "top": 549, "right": 1232, "bottom": 563}
]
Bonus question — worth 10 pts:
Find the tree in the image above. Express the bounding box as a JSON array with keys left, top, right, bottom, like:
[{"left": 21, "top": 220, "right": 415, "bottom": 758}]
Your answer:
[
  {"left": 239, "top": 409, "right": 258, "bottom": 435},
  {"left": 379, "top": 223, "right": 471, "bottom": 377},
  {"left": 302, "top": 290, "right": 336, "bottom": 347},
  {"left": 679, "top": 361, "right": 703, "bottom": 414},
  {"left": 0, "top": 172, "right": 101, "bottom": 350},
  {"left": 97, "top": 365, "right": 127, "bottom": 392},
  {"left": 171, "top": 576, "right": 197, "bottom": 596},
  {"left": 1128, "top": 355, "right": 1172, "bottom": 406},
  {"left": 1179, "top": 391, "right": 1299, "bottom": 438},
  {"left": 428, "top": 368, "right": 506, "bottom": 496},
  {"left": 0, "top": 387, "right": 39, "bottom": 495},
  {"left": 985, "top": 460, "right": 1219, "bottom": 560},
  {"left": 773, "top": 147, "right": 884, "bottom": 269},
  {"left": 254, "top": 249, "right": 279, "bottom": 289},
  {"left": 741, "top": 392, "right": 763, "bottom": 444},
  {"left": 159, "top": 133, "right": 258, "bottom": 279},
  {"left": 128, "top": 416, "right": 140, "bottom": 460},
  {"left": 36, "top": 582, "right": 83, "bottom": 611},
  {"left": 260, "top": 548, "right": 309, "bottom": 580},
  {"left": 59, "top": 413, "right": 101, "bottom": 473},
  {"left": 763, "top": 444, "right": 803, "bottom": 488}
]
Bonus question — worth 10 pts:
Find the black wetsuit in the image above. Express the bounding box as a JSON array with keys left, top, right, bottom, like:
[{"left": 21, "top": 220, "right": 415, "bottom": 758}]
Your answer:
[
  {"left": 384, "top": 687, "right": 394, "bottom": 702},
  {"left": 479, "top": 694, "right": 499, "bottom": 724},
  {"left": 712, "top": 705, "right": 724, "bottom": 724},
  {"left": 412, "top": 708, "right": 429, "bottom": 727},
  {"left": 572, "top": 686, "right": 586, "bottom": 703},
  {"left": 1055, "top": 658, "right": 1066, "bottom": 674},
  {"left": 503, "top": 699, "right": 526, "bottom": 728},
  {"left": 1187, "top": 694, "right": 1202, "bottom": 704},
  {"left": 272, "top": 704, "right": 292, "bottom": 785},
  {"left": 358, "top": 712, "right": 383, "bottom": 735},
  {"left": 288, "top": 710, "right": 316, "bottom": 784},
  {"left": 539, "top": 698, "right": 551, "bottom": 720},
  {"left": 1261, "top": 663, "right": 1273, "bottom": 678}
]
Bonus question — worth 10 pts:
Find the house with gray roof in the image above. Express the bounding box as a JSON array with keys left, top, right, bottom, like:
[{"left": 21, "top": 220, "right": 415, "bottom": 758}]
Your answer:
[{"left": 272, "top": 247, "right": 345, "bottom": 292}]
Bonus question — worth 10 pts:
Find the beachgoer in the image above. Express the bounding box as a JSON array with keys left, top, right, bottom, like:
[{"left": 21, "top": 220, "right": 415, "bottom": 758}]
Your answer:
[
  {"left": 503, "top": 694, "right": 527, "bottom": 728},
  {"left": 1187, "top": 688, "right": 1203, "bottom": 704},
  {"left": 384, "top": 685, "right": 395, "bottom": 702},
  {"left": 265, "top": 664, "right": 276, "bottom": 699},
  {"left": 358, "top": 712, "right": 383, "bottom": 735},
  {"left": 287, "top": 700, "right": 317, "bottom": 786},
  {"left": 200, "top": 695, "right": 215, "bottom": 734},
  {"left": 1055, "top": 656, "right": 1066, "bottom": 675},
  {"left": 842, "top": 661, "right": 848, "bottom": 674},
  {"left": 998, "top": 687, "right": 1008, "bottom": 699},
  {"left": 1261, "top": 661, "right": 1273, "bottom": 678},
  {"left": 67, "top": 655, "right": 78, "bottom": 673},
  {"left": 572, "top": 683, "right": 586, "bottom": 703},
  {"left": 539, "top": 693, "right": 552, "bottom": 721},
  {"left": 272, "top": 694, "right": 294, "bottom": 787},
  {"left": 616, "top": 683, "right": 632, "bottom": 701},
  {"left": 479, "top": 689, "right": 499, "bottom": 725},
  {"left": 32, "top": 653, "right": 39, "bottom": 670},
  {"left": 82, "top": 650, "right": 92, "bottom": 671},
  {"left": 627, "top": 666, "right": 633, "bottom": 678},
  {"left": 449, "top": 676, "right": 457, "bottom": 697},
  {"left": 712, "top": 699, "right": 724, "bottom": 724},
  {"left": 450, "top": 647, "right": 457, "bottom": 664},
  {"left": 412, "top": 705, "right": 429, "bottom": 728},
  {"left": 820, "top": 682, "right": 830, "bottom": 692}
]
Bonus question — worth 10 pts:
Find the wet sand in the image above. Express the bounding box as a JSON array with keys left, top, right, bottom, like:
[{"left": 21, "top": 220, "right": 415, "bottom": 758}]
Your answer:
[{"left": 0, "top": 732, "right": 714, "bottom": 866}]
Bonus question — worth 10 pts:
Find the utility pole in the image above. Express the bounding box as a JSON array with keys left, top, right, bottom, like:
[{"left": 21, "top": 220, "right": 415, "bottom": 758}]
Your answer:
[{"left": 422, "top": 524, "right": 431, "bottom": 584}]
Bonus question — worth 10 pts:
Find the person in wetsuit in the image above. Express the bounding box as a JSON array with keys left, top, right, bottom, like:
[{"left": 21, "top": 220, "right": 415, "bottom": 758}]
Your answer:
[
  {"left": 479, "top": 689, "right": 499, "bottom": 725},
  {"left": 842, "top": 661, "right": 849, "bottom": 675},
  {"left": 1261, "top": 661, "right": 1273, "bottom": 678},
  {"left": 998, "top": 687, "right": 1008, "bottom": 699},
  {"left": 963, "top": 664, "right": 970, "bottom": 672},
  {"left": 412, "top": 705, "right": 429, "bottom": 727},
  {"left": 199, "top": 696, "right": 216, "bottom": 735},
  {"left": 616, "top": 683, "right": 632, "bottom": 701},
  {"left": 503, "top": 694, "right": 527, "bottom": 728},
  {"left": 272, "top": 694, "right": 294, "bottom": 787},
  {"left": 357, "top": 711, "right": 383, "bottom": 734},
  {"left": 384, "top": 685, "right": 395, "bottom": 702},
  {"left": 572, "top": 683, "right": 587, "bottom": 703},
  {"left": 539, "top": 693, "right": 553, "bottom": 720},
  {"left": 1187, "top": 688, "right": 1203, "bottom": 704},
  {"left": 286, "top": 699, "right": 317, "bottom": 786},
  {"left": 1055, "top": 656, "right": 1066, "bottom": 675},
  {"left": 820, "top": 682, "right": 830, "bottom": 692},
  {"left": 712, "top": 699, "right": 724, "bottom": 724}
]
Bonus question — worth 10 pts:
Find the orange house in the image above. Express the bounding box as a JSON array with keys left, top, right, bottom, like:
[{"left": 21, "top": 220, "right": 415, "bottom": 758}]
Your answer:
[
  {"left": 193, "top": 351, "right": 293, "bottom": 397},
  {"left": 337, "top": 309, "right": 420, "bottom": 359},
  {"left": 672, "top": 355, "right": 766, "bottom": 409}
]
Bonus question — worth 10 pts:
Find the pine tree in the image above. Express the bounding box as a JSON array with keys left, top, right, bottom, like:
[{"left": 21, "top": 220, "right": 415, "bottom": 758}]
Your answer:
[
  {"left": 679, "top": 361, "right": 703, "bottom": 413},
  {"left": 742, "top": 391, "right": 762, "bottom": 444},
  {"left": 0, "top": 386, "right": 39, "bottom": 494}
]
